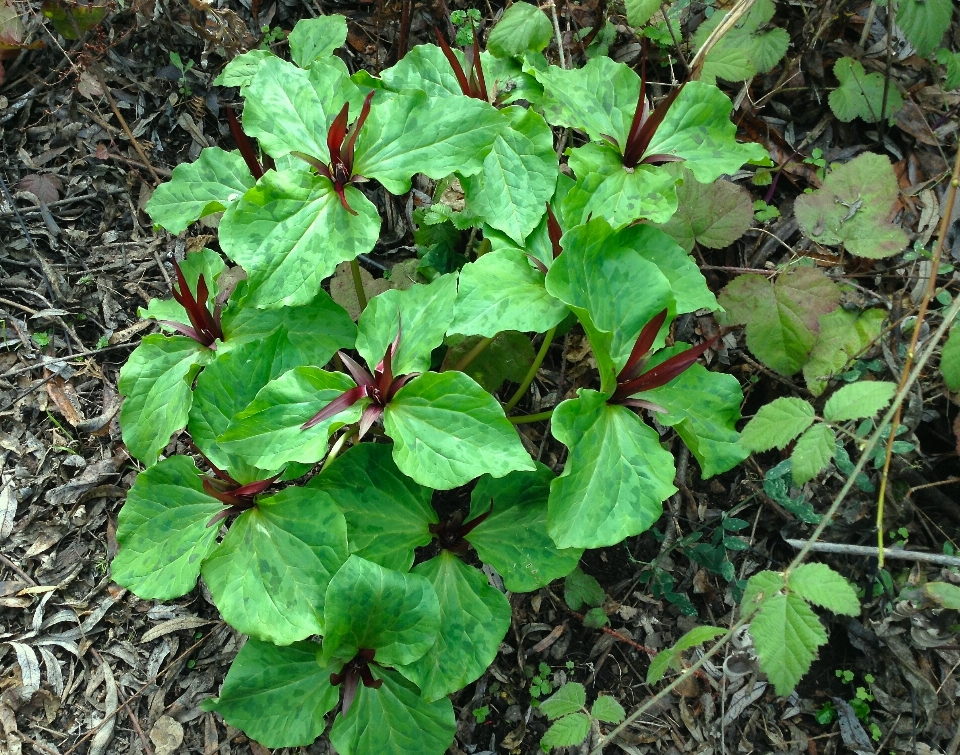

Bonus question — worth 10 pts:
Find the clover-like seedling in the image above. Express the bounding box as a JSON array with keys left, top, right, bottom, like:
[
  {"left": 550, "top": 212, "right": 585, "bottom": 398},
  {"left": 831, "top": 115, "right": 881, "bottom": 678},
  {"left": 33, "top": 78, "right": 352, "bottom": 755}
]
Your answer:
[
  {"left": 435, "top": 26, "right": 488, "bottom": 102},
  {"left": 160, "top": 260, "right": 224, "bottom": 348}
]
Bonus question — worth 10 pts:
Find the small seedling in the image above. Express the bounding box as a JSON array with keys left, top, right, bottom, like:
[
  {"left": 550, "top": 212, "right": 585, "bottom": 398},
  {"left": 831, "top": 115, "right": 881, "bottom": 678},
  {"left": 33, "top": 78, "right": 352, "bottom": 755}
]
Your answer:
[{"left": 169, "top": 51, "right": 194, "bottom": 97}]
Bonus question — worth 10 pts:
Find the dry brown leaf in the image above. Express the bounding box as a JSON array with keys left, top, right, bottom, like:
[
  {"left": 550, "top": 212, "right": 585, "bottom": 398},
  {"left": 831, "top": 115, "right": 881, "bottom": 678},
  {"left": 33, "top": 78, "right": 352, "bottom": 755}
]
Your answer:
[
  {"left": 150, "top": 715, "right": 185, "bottom": 755},
  {"left": 19, "top": 173, "right": 63, "bottom": 204},
  {"left": 140, "top": 616, "right": 212, "bottom": 644},
  {"left": 44, "top": 374, "right": 84, "bottom": 425}
]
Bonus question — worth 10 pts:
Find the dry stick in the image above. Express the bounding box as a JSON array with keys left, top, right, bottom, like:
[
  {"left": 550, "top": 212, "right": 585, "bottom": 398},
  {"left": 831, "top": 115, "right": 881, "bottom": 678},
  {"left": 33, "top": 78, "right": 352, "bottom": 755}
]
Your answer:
[
  {"left": 688, "top": 0, "right": 757, "bottom": 79},
  {"left": 878, "top": 0, "right": 895, "bottom": 143},
  {"left": 592, "top": 292, "right": 960, "bottom": 753},
  {"left": 0, "top": 552, "right": 38, "bottom": 586},
  {"left": 548, "top": 0, "right": 566, "bottom": 69},
  {"left": 0, "top": 343, "right": 137, "bottom": 379},
  {"left": 875, "top": 144, "right": 960, "bottom": 568},
  {"left": 659, "top": 2, "right": 689, "bottom": 73},
  {"left": 783, "top": 539, "right": 960, "bottom": 568}
]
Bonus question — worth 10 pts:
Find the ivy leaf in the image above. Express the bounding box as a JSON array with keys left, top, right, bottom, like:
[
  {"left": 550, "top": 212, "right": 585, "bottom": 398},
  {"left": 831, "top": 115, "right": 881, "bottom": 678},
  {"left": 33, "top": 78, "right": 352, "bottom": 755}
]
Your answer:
[
  {"left": 140, "top": 248, "right": 225, "bottom": 327},
  {"left": 691, "top": 0, "right": 789, "bottom": 84},
  {"left": 321, "top": 555, "right": 441, "bottom": 668},
  {"left": 739, "top": 397, "right": 815, "bottom": 453},
  {"left": 624, "top": 0, "right": 660, "bottom": 28},
  {"left": 213, "top": 49, "right": 274, "bottom": 88},
  {"left": 787, "top": 564, "right": 859, "bottom": 616},
  {"left": 380, "top": 44, "right": 465, "bottom": 98},
  {"left": 548, "top": 390, "right": 677, "bottom": 549},
  {"left": 828, "top": 58, "right": 903, "bottom": 123},
  {"left": 384, "top": 371, "right": 536, "bottom": 490},
  {"left": 218, "top": 367, "right": 362, "bottom": 471},
  {"left": 749, "top": 591, "right": 827, "bottom": 696},
  {"left": 541, "top": 713, "right": 591, "bottom": 750},
  {"left": 118, "top": 335, "right": 210, "bottom": 465},
  {"left": 219, "top": 170, "right": 381, "bottom": 308},
  {"left": 794, "top": 153, "right": 908, "bottom": 259},
  {"left": 467, "top": 465, "right": 583, "bottom": 593},
  {"left": 790, "top": 423, "right": 836, "bottom": 485},
  {"left": 803, "top": 308, "right": 886, "bottom": 396},
  {"left": 111, "top": 456, "right": 222, "bottom": 599},
  {"left": 591, "top": 695, "right": 625, "bottom": 724},
  {"left": 307, "top": 443, "right": 436, "bottom": 572},
  {"left": 288, "top": 15, "right": 347, "bottom": 66},
  {"left": 201, "top": 487, "right": 350, "bottom": 645},
  {"left": 896, "top": 0, "right": 952, "bottom": 58},
  {"left": 354, "top": 90, "right": 504, "bottom": 195},
  {"left": 442, "top": 331, "right": 536, "bottom": 393},
  {"left": 646, "top": 625, "right": 725, "bottom": 684},
  {"left": 202, "top": 639, "right": 339, "bottom": 748},
  {"left": 716, "top": 267, "right": 841, "bottom": 375},
  {"left": 655, "top": 170, "right": 754, "bottom": 252},
  {"left": 823, "top": 381, "right": 896, "bottom": 422},
  {"left": 563, "top": 567, "right": 604, "bottom": 611},
  {"left": 145, "top": 148, "right": 255, "bottom": 235},
  {"left": 461, "top": 106, "right": 558, "bottom": 244},
  {"left": 941, "top": 325, "right": 960, "bottom": 391},
  {"left": 450, "top": 248, "right": 569, "bottom": 337},
  {"left": 328, "top": 667, "right": 455, "bottom": 755},
  {"left": 540, "top": 682, "right": 586, "bottom": 719},
  {"left": 403, "top": 552, "right": 511, "bottom": 701},
  {"left": 486, "top": 2, "right": 553, "bottom": 58},
  {"left": 355, "top": 274, "right": 458, "bottom": 376}
]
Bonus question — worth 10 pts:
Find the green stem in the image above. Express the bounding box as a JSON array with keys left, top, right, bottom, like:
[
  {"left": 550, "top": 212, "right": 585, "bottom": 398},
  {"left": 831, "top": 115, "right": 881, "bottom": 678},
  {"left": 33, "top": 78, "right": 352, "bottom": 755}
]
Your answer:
[
  {"left": 503, "top": 327, "right": 556, "bottom": 413},
  {"left": 350, "top": 258, "right": 368, "bottom": 314},
  {"left": 452, "top": 336, "right": 494, "bottom": 372},
  {"left": 322, "top": 426, "right": 359, "bottom": 471},
  {"left": 509, "top": 409, "right": 554, "bottom": 425}
]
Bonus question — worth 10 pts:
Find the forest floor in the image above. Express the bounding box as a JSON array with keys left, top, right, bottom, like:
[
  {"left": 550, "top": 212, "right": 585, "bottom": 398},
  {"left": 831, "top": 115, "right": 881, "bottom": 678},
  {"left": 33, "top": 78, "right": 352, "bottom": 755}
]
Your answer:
[{"left": 1, "top": 0, "right": 959, "bottom": 754}]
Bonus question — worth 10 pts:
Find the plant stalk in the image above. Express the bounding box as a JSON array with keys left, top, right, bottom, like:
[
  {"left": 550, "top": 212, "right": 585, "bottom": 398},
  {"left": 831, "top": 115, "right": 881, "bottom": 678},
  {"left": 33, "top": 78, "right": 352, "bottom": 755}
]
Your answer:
[
  {"left": 322, "top": 426, "right": 359, "bottom": 471},
  {"left": 508, "top": 409, "right": 554, "bottom": 425},
  {"left": 504, "top": 327, "right": 556, "bottom": 412},
  {"left": 452, "top": 336, "right": 494, "bottom": 372},
  {"left": 350, "top": 258, "right": 368, "bottom": 314}
]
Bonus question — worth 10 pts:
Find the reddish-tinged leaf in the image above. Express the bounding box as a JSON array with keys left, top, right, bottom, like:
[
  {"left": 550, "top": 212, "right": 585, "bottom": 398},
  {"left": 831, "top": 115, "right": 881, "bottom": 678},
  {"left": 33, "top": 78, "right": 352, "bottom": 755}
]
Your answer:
[
  {"left": 619, "top": 309, "right": 668, "bottom": 382},
  {"left": 471, "top": 28, "right": 488, "bottom": 101},
  {"left": 291, "top": 150, "right": 332, "bottom": 180},
  {"left": 227, "top": 106, "right": 264, "bottom": 179},
  {"left": 301, "top": 385, "right": 369, "bottom": 429},
  {"left": 157, "top": 319, "right": 203, "bottom": 342},
  {"left": 524, "top": 252, "right": 548, "bottom": 275},
  {"left": 618, "top": 398, "right": 669, "bottom": 413},
  {"left": 385, "top": 372, "right": 417, "bottom": 402},
  {"left": 456, "top": 498, "right": 493, "bottom": 539},
  {"left": 640, "top": 153, "right": 686, "bottom": 165},
  {"left": 231, "top": 474, "right": 281, "bottom": 497}
]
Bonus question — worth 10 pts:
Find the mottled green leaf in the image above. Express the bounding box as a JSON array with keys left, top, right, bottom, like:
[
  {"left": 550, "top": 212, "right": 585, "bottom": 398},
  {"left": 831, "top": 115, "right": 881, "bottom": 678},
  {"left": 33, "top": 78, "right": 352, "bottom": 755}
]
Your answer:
[
  {"left": 656, "top": 170, "right": 754, "bottom": 252},
  {"left": 288, "top": 15, "right": 347, "bottom": 67},
  {"left": 563, "top": 567, "right": 604, "bottom": 611},
  {"left": 442, "top": 331, "right": 536, "bottom": 393},
  {"left": 380, "top": 44, "right": 465, "bottom": 97},
  {"left": 212, "top": 49, "right": 274, "bottom": 88},
  {"left": 487, "top": 2, "right": 553, "bottom": 58}
]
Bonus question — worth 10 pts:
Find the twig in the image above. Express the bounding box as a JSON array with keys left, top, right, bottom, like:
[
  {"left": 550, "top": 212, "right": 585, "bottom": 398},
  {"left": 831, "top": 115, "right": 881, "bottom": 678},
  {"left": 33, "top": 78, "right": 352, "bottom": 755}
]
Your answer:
[
  {"left": 783, "top": 538, "right": 960, "bottom": 568},
  {"left": 0, "top": 552, "right": 38, "bottom": 586},
  {"left": 549, "top": 0, "right": 566, "bottom": 69},
  {"left": 0, "top": 342, "right": 138, "bottom": 379},
  {"left": 659, "top": 3, "right": 689, "bottom": 73},
  {"left": 689, "top": 0, "right": 757, "bottom": 79}
]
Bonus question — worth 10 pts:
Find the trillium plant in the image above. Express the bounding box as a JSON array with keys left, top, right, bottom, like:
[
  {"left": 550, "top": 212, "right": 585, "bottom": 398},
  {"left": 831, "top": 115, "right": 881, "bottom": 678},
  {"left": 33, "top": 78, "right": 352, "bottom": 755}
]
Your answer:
[{"left": 111, "top": 8, "right": 854, "bottom": 754}]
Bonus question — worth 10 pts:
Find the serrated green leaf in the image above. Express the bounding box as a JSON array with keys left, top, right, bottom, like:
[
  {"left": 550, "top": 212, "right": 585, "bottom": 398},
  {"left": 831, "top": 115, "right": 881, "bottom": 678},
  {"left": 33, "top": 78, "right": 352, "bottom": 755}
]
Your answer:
[
  {"left": 896, "top": 0, "right": 952, "bottom": 58},
  {"left": 140, "top": 248, "right": 226, "bottom": 328},
  {"left": 219, "top": 170, "right": 380, "bottom": 308},
  {"left": 740, "top": 397, "right": 816, "bottom": 453},
  {"left": 804, "top": 308, "right": 886, "bottom": 395},
  {"left": 442, "top": 331, "right": 536, "bottom": 393},
  {"left": 823, "top": 381, "right": 896, "bottom": 422},
  {"left": 328, "top": 667, "right": 455, "bottom": 755},
  {"left": 741, "top": 570, "right": 785, "bottom": 617},
  {"left": 487, "top": 2, "right": 553, "bottom": 58},
  {"left": 717, "top": 267, "right": 841, "bottom": 375},
  {"left": 321, "top": 555, "right": 440, "bottom": 667},
  {"left": 355, "top": 274, "right": 457, "bottom": 375},
  {"left": 691, "top": 0, "right": 788, "bottom": 84},
  {"left": 201, "top": 487, "right": 349, "bottom": 645},
  {"left": 941, "top": 325, "right": 960, "bottom": 391},
  {"left": 288, "top": 15, "right": 347, "bottom": 67},
  {"left": 749, "top": 592, "right": 827, "bottom": 696},
  {"left": 212, "top": 49, "right": 274, "bottom": 88},
  {"left": 591, "top": 695, "right": 625, "bottom": 724},
  {"left": 655, "top": 170, "right": 754, "bottom": 252},
  {"left": 203, "top": 639, "right": 338, "bottom": 748},
  {"left": 112, "top": 456, "right": 222, "bottom": 599},
  {"left": 540, "top": 682, "right": 586, "bottom": 719},
  {"left": 790, "top": 423, "right": 836, "bottom": 485},
  {"left": 563, "top": 567, "right": 605, "bottom": 611},
  {"left": 467, "top": 465, "right": 582, "bottom": 593},
  {"left": 787, "top": 563, "right": 859, "bottom": 616},
  {"left": 541, "top": 712, "right": 591, "bottom": 750},
  {"left": 646, "top": 625, "right": 725, "bottom": 684},
  {"left": 118, "top": 335, "right": 209, "bottom": 465},
  {"left": 794, "top": 153, "right": 908, "bottom": 259},
  {"left": 625, "top": 0, "right": 660, "bottom": 28},
  {"left": 384, "top": 371, "right": 535, "bottom": 490},
  {"left": 583, "top": 606, "right": 609, "bottom": 628},
  {"left": 548, "top": 390, "right": 677, "bottom": 548},
  {"left": 380, "top": 44, "right": 465, "bottom": 97},
  {"left": 218, "top": 367, "right": 361, "bottom": 471},
  {"left": 404, "top": 552, "right": 511, "bottom": 701},
  {"left": 307, "top": 442, "right": 436, "bottom": 572},
  {"left": 828, "top": 57, "right": 903, "bottom": 123},
  {"left": 145, "top": 148, "right": 255, "bottom": 235},
  {"left": 924, "top": 581, "right": 960, "bottom": 609},
  {"left": 936, "top": 49, "right": 960, "bottom": 90}
]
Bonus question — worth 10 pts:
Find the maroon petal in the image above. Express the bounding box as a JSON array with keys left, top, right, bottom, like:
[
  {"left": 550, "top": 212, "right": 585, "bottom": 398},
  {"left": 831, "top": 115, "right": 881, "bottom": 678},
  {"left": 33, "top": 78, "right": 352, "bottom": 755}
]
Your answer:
[
  {"left": 291, "top": 150, "right": 333, "bottom": 181},
  {"left": 386, "top": 372, "right": 418, "bottom": 402},
  {"left": 341, "top": 671, "right": 359, "bottom": 716},
  {"left": 619, "top": 309, "right": 668, "bottom": 383},
  {"left": 471, "top": 28, "right": 487, "bottom": 100},
  {"left": 524, "top": 252, "right": 548, "bottom": 275},
  {"left": 618, "top": 398, "right": 669, "bottom": 413},
  {"left": 339, "top": 351, "right": 376, "bottom": 388},
  {"left": 623, "top": 83, "right": 686, "bottom": 168},
  {"left": 343, "top": 91, "right": 375, "bottom": 176},
  {"left": 301, "top": 385, "right": 369, "bottom": 429},
  {"left": 546, "top": 205, "right": 563, "bottom": 259},
  {"left": 435, "top": 27, "right": 472, "bottom": 97},
  {"left": 327, "top": 102, "right": 350, "bottom": 168},
  {"left": 226, "top": 106, "right": 264, "bottom": 179},
  {"left": 202, "top": 478, "right": 240, "bottom": 507},
  {"left": 231, "top": 474, "right": 281, "bottom": 498},
  {"left": 358, "top": 404, "right": 384, "bottom": 439},
  {"left": 333, "top": 183, "right": 358, "bottom": 216},
  {"left": 613, "top": 336, "right": 717, "bottom": 400},
  {"left": 457, "top": 498, "right": 494, "bottom": 539},
  {"left": 640, "top": 153, "right": 686, "bottom": 166},
  {"left": 157, "top": 320, "right": 203, "bottom": 342},
  {"left": 205, "top": 508, "right": 234, "bottom": 528}
]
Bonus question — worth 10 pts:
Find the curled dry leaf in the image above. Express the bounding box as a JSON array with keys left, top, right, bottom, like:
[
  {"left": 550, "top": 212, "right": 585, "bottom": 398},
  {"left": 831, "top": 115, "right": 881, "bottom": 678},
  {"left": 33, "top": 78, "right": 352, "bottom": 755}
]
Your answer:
[{"left": 18, "top": 173, "right": 63, "bottom": 205}]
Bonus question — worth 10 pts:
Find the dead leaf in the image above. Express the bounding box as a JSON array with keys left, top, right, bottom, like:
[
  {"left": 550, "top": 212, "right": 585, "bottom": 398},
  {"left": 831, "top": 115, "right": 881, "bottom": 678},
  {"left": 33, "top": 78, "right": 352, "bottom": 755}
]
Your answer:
[
  {"left": 329, "top": 261, "right": 391, "bottom": 321},
  {"left": 141, "top": 616, "right": 212, "bottom": 643},
  {"left": 0, "top": 478, "right": 16, "bottom": 541},
  {"left": 18, "top": 173, "right": 63, "bottom": 204},
  {"left": 45, "top": 458, "right": 118, "bottom": 507},
  {"left": 88, "top": 657, "right": 118, "bottom": 755},
  {"left": 77, "top": 69, "right": 103, "bottom": 99},
  {"left": 44, "top": 374, "right": 84, "bottom": 425},
  {"left": 150, "top": 715, "right": 185, "bottom": 755}
]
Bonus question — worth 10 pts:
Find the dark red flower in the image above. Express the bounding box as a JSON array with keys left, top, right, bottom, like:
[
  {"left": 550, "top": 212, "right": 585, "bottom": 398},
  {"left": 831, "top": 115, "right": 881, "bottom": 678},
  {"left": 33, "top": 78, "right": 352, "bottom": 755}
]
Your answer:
[
  {"left": 160, "top": 261, "right": 224, "bottom": 348},
  {"left": 428, "top": 499, "right": 494, "bottom": 555},
  {"left": 198, "top": 455, "right": 279, "bottom": 527},
  {"left": 435, "top": 26, "right": 488, "bottom": 101}
]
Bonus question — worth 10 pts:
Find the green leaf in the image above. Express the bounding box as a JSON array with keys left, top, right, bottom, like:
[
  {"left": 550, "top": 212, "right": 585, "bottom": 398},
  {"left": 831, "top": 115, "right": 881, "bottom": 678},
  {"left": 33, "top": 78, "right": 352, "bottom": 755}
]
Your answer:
[
  {"left": 404, "top": 552, "right": 511, "bottom": 701},
  {"left": 936, "top": 49, "right": 960, "bottom": 90},
  {"left": 467, "top": 465, "right": 583, "bottom": 593},
  {"left": 646, "top": 625, "right": 725, "bottom": 684},
  {"left": 288, "top": 15, "right": 347, "bottom": 66},
  {"left": 354, "top": 90, "right": 504, "bottom": 195},
  {"left": 540, "top": 682, "right": 586, "bottom": 719},
  {"left": 691, "top": 0, "right": 789, "bottom": 84},
  {"left": 740, "top": 397, "right": 815, "bottom": 453},
  {"left": 328, "top": 667, "right": 455, "bottom": 755},
  {"left": 640, "top": 358, "right": 747, "bottom": 478},
  {"left": 548, "top": 390, "right": 677, "bottom": 549},
  {"left": 790, "top": 423, "right": 837, "bottom": 485},
  {"left": 461, "top": 106, "right": 557, "bottom": 244},
  {"left": 803, "top": 308, "right": 886, "bottom": 395},
  {"left": 624, "top": 0, "right": 660, "bottom": 28},
  {"left": 140, "top": 248, "right": 226, "bottom": 327},
  {"left": 716, "top": 267, "right": 841, "bottom": 375},
  {"left": 823, "top": 381, "right": 896, "bottom": 422},
  {"left": 541, "top": 712, "right": 591, "bottom": 750},
  {"left": 218, "top": 367, "right": 362, "bottom": 471},
  {"left": 112, "top": 456, "right": 222, "bottom": 599},
  {"left": 655, "top": 170, "right": 754, "bottom": 252},
  {"left": 563, "top": 567, "right": 605, "bottom": 611},
  {"left": 203, "top": 639, "right": 338, "bottom": 748},
  {"left": 741, "top": 570, "right": 785, "bottom": 618},
  {"left": 384, "top": 371, "right": 535, "bottom": 490},
  {"left": 828, "top": 57, "right": 903, "bottom": 123},
  {"left": 942, "top": 325, "right": 960, "bottom": 391},
  {"left": 486, "top": 2, "right": 553, "bottom": 58},
  {"left": 450, "top": 248, "right": 569, "bottom": 337},
  {"left": 118, "top": 335, "right": 209, "bottom": 465},
  {"left": 924, "top": 581, "right": 960, "bottom": 609},
  {"left": 787, "top": 563, "right": 859, "bottom": 616},
  {"left": 145, "top": 148, "right": 255, "bottom": 235},
  {"left": 219, "top": 170, "right": 380, "bottom": 308},
  {"left": 896, "top": 0, "right": 952, "bottom": 58},
  {"left": 749, "top": 592, "right": 827, "bottom": 696},
  {"left": 201, "top": 487, "right": 350, "bottom": 645},
  {"left": 442, "top": 331, "right": 536, "bottom": 393},
  {"left": 794, "top": 153, "right": 908, "bottom": 259},
  {"left": 307, "top": 443, "right": 436, "bottom": 572},
  {"left": 355, "top": 274, "right": 458, "bottom": 375},
  {"left": 380, "top": 44, "right": 465, "bottom": 97},
  {"left": 321, "top": 555, "right": 440, "bottom": 667},
  {"left": 591, "top": 695, "right": 625, "bottom": 724},
  {"left": 213, "top": 49, "right": 274, "bottom": 88}
]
